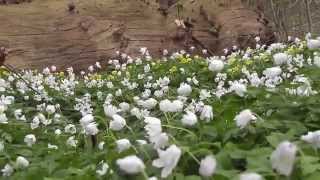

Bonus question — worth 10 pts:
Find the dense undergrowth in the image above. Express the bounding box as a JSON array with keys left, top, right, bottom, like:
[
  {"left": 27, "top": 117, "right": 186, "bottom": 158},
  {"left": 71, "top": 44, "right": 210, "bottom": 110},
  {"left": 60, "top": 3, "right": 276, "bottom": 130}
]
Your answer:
[{"left": 1, "top": 36, "right": 320, "bottom": 180}]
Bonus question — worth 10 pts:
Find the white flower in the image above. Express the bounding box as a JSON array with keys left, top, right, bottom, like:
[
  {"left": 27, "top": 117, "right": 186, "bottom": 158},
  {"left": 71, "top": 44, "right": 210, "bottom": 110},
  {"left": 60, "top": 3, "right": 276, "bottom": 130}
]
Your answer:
[
  {"left": 208, "top": 59, "right": 224, "bottom": 72},
  {"left": 314, "top": 56, "right": 320, "bottom": 67},
  {"left": 104, "top": 104, "right": 119, "bottom": 117},
  {"left": 177, "top": 83, "right": 192, "bottom": 96},
  {"left": 1, "top": 164, "right": 13, "bottom": 177},
  {"left": 96, "top": 161, "right": 109, "bottom": 176},
  {"left": 48, "top": 143, "right": 58, "bottom": 150},
  {"left": 301, "top": 130, "right": 320, "bottom": 148},
  {"left": 159, "top": 99, "right": 183, "bottom": 113},
  {"left": 137, "top": 98, "right": 158, "bottom": 110},
  {"left": 200, "top": 105, "right": 213, "bottom": 122},
  {"left": 199, "top": 155, "right": 217, "bottom": 177},
  {"left": 0, "top": 141, "right": 4, "bottom": 152},
  {"left": 110, "top": 114, "right": 126, "bottom": 131},
  {"left": 144, "top": 117, "right": 168, "bottom": 149},
  {"left": 66, "top": 136, "right": 78, "bottom": 147},
  {"left": 116, "top": 139, "right": 131, "bottom": 153},
  {"left": 307, "top": 39, "right": 320, "bottom": 49},
  {"left": 239, "top": 172, "right": 263, "bottom": 180},
  {"left": 98, "top": 141, "right": 105, "bottom": 150},
  {"left": 230, "top": 81, "right": 247, "bottom": 97},
  {"left": 273, "top": 53, "right": 289, "bottom": 65},
  {"left": 152, "top": 144, "right": 182, "bottom": 178},
  {"left": 148, "top": 177, "right": 158, "bottom": 180},
  {"left": 0, "top": 105, "right": 6, "bottom": 113},
  {"left": 263, "top": 66, "right": 282, "bottom": 78},
  {"left": 24, "top": 134, "right": 36, "bottom": 147},
  {"left": 181, "top": 111, "right": 198, "bottom": 126},
  {"left": 31, "top": 116, "right": 40, "bottom": 129},
  {"left": 199, "top": 89, "right": 211, "bottom": 100},
  {"left": 116, "top": 155, "right": 145, "bottom": 174},
  {"left": 0, "top": 113, "right": 8, "bottom": 124},
  {"left": 65, "top": 124, "right": 77, "bottom": 134},
  {"left": 80, "top": 114, "right": 94, "bottom": 127},
  {"left": 55, "top": 129, "right": 62, "bottom": 135},
  {"left": 234, "top": 109, "right": 257, "bottom": 129},
  {"left": 46, "top": 105, "right": 56, "bottom": 114},
  {"left": 84, "top": 122, "right": 99, "bottom": 135},
  {"left": 119, "top": 102, "right": 130, "bottom": 112},
  {"left": 14, "top": 109, "right": 26, "bottom": 121},
  {"left": 16, "top": 156, "right": 29, "bottom": 169},
  {"left": 79, "top": 114, "right": 98, "bottom": 135},
  {"left": 271, "top": 141, "right": 297, "bottom": 176}
]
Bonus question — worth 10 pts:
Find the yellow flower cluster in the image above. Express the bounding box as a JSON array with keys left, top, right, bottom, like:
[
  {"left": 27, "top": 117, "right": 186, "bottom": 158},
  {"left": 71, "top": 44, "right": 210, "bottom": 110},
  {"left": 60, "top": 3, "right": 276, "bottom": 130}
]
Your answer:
[
  {"left": 169, "top": 66, "right": 177, "bottom": 73},
  {"left": 178, "top": 57, "right": 192, "bottom": 64}
]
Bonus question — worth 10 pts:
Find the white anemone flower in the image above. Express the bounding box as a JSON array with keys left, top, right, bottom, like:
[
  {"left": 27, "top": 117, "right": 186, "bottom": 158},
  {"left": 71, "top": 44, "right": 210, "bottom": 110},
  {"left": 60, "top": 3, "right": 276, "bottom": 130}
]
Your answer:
[
  {"left": 181, "top": 111, "right": 198, "bottom": 126},
  {"left": 208, "top": 59, "right": 224, "bottom": 72},
  {"left": 199, "top": 155, "right": 217, "bottom": 177},
  {"left": 110, "top": 114, "right": 126, "bottom": 131},
  {"left": 200, "top": 105, "right": 214, "bottom": 122},
  {"left": 1, "top": 164, "right": 13, "bottom": 177},
  {"left": 301, "top": 130, "right": 320, "bottom": 148},
  {"left": 152, "top": 144, "right": 182, "bottom": 178},
  {"left": 116, "top": 155, "right": 145, "bottom": 174},
  {"left": 116, "top": 139, "right": 131, "bottom": 153},
  {"left": 234, "top": 109, "right": 257, "bottom": 129},
  {"left": 239, "top": 172, "right": 263, "bottom": 180},
  {"left": 159, "top": 99, "right": 183, "bottom": 113},
  {"left": 177, "top": 83, "right": 192, "bottom": 96},
  {"left": 271, "top": 141, "right": 297, "bottom": 176},
  {"left": 263, "top": 66, "right": 282, "bottom": 79},
  {"left": 144, "top": 117, "right": 168, "bottom": 149},
  {"left": 96, "top": 161, "right": 109, "bottom": 176},
  {"left": 24, "top": 134, "right": 36, "bottom": 147},
  {"left": 16, "top": 156, "right": 29, "bottom": 169},
  {"left": 273, "top": 53, "right": 289, "bottom": 65},
  {"left": 104, "top": 104, "right": 119, "bottom": 117}
]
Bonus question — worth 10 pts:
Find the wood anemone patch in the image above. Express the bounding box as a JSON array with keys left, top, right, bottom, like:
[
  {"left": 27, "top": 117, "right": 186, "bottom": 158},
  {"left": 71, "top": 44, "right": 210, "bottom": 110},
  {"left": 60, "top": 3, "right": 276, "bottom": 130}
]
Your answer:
[{"left": 0, "top": 0, "right": 275, "bottom": 71}]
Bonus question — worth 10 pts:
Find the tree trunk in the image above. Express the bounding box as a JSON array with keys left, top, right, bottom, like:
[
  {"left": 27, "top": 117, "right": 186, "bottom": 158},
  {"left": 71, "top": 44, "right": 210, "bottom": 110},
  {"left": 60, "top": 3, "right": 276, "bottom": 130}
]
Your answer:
[{"left": 0, "top": 0, "right": 275, "bottom": 71}]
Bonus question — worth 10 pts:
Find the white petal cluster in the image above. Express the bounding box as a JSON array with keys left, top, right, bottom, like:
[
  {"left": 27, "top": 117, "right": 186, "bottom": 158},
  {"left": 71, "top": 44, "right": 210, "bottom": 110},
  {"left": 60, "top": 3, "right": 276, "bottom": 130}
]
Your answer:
[
  {"left": 181, "top": 111, "right": 198, "bottom": 126},
  {"left": 301, "top": 130, "right": 320, "bottom": 148},
  {"left": 234, "top": 109, "right": 257, "bottom": 128},
  {"left": 177, "top": 83, "right": 192, "bottom": 96},
  {"left": 159, "top": 99, "right": 183, "bottom": 113},
  {"left": 199, "top": 155, "right": 217, "bottom": 177},
  {"left": 24, "top": 134, "right": 36, "bottom": 147},
  {"left": 152, "top": 144, "right": 182, "bottom": 178},
  {"left": 239, "top": 172, "right": 263, "bottom": 180},
  {"left": 110, "top": 114, "right": 126, "bottom": 131},
  {"left": 116, "top": 155, "right": 145, "bottom": 174},
  {"left": 80, "top": 114, "right": 98, "bottom": 135},
  {"left": 144, "top": 117, "right": 168, "bottom": 149},
  {"left": 271, "top": 141, "right": 297, "bottom": 176},
  {"left": 208, "top": 59, "right": 224, "bottom": 72}
]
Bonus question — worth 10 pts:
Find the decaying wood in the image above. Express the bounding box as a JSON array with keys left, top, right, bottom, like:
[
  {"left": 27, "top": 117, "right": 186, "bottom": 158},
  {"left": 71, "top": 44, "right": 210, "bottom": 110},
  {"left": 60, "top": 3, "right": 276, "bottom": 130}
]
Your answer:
[{"left": 0, "top": 0, "right": 275, "bottom": 71}]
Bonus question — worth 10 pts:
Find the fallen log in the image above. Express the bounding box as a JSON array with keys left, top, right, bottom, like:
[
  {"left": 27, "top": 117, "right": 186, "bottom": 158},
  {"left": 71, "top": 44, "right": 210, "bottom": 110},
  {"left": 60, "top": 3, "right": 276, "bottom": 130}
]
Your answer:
[{"left": 0, "top": 0, "right": 275, "bottom": 71}]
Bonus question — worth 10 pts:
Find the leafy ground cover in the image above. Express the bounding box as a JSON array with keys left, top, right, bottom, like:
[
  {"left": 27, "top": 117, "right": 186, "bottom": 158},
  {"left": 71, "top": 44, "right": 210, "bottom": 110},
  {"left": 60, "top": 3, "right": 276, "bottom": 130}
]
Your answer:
[{"left": 1, "top": 36, "right": 320, "bottom": 180}]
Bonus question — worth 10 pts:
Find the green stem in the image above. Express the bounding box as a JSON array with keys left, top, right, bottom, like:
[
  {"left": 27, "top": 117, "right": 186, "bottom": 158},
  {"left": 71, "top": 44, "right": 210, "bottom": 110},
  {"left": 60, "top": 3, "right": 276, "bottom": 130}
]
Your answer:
[{"left": 162, "top": 124, "right": 197, "bottom": 138}]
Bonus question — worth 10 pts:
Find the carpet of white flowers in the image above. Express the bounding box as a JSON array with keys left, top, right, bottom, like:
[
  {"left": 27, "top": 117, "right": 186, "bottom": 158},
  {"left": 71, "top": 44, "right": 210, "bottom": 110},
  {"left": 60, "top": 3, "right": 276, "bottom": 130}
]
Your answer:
[{"left": 1, "top": 36, "right": 320, "bottom": 180}]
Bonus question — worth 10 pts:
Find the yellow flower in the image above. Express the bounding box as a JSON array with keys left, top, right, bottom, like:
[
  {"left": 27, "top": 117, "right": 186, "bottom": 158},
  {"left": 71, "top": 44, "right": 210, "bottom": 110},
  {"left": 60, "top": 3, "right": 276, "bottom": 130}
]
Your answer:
[
  {"left": 107, "top": 75, "right": 115, "bottom": 80},
  {"left": 169, "top": 66, "right": 177, "bottom": 73},
  {"left": 245, "top": 60, "right": 253, "bottom": 65},
  {"left": 59, "top": 72, "right": 65, "bottom": 77}
]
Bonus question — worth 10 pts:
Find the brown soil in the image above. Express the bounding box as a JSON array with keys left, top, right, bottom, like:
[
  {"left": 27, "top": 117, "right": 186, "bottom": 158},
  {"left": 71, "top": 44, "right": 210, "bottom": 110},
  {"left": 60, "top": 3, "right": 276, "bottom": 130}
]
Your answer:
[{"left": 0, "top": 0, "right": 275, "bottom": 71}]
